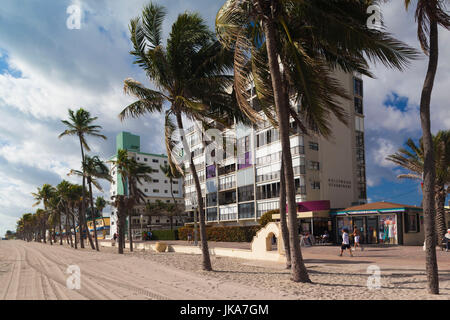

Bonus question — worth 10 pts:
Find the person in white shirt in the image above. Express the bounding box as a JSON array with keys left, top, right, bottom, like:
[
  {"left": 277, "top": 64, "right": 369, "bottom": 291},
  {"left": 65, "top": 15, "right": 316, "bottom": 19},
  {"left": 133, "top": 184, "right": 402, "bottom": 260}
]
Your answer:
[
  {"left": 339, "top": 229, "right": 353, "bottom": 257},
  {"left": 444, "top": 229, "right": 450, "bottom": 252}
]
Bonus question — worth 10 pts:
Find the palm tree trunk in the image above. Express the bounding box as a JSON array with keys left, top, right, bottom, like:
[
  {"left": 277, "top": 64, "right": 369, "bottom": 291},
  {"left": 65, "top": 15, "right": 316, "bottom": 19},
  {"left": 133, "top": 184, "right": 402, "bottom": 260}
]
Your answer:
[
  {"left": 169, "top": 177, "right": 176, "bottom": 231},
  {"left": 59, "top": 213, "right": 63, "bottom": 245},
  {"left": 434, "top": 184, "right": 447, "bottom": 247},
  {"left": 88, "top": 179, "right": 100, "bottom": 251},
  {"left": 420, "top": 17, "right": 439, "bottom": 295},
  {"left": 118, "top": 208, "right": 125, "bottom": 254},
  {"left": 78, "top": 134, "right": 95, "bottom": 250},
  {"left": 279, "top": 153, "right": 291, "bottom": 269},
  {"left": 175, "top": 111, "right": 212, "bottom": 271},
  {"left": 78, "top": 205, "right": 85, "bottom": 249},
  {"left": 72, "top": 213, "right": 78, "bottom": 249},
  {"left": 128, "top": 210, "right": 133, "bottom": 252},
  {"left": 258, "top": 2, "right": 310, "bottom": 282}
]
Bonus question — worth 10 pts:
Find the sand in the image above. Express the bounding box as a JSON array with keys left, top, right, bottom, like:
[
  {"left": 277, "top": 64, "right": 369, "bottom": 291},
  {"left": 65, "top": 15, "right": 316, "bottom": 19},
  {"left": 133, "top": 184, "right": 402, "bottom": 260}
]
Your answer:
[{"left": 0, "top": 240, "right": 449, "bottom": 300}]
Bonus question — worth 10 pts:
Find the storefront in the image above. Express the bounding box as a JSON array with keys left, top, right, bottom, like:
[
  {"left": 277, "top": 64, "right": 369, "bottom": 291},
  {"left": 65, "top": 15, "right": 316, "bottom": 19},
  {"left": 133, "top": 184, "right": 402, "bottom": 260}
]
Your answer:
[
  {"left": 272, "top": 200, "right": 332, "bottom": 239},
  {"left": 331, "top": 202, "right": 424, "bottom": 246}
]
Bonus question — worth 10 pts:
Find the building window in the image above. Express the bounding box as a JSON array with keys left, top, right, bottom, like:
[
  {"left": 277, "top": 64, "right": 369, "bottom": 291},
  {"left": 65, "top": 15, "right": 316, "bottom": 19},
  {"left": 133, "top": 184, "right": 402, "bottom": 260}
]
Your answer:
[
  {"left": 206, "top": 192, "right": 217, "bottom": 207},
  {"left": 207, "top": 207, "right": 218, "bottom": 221},
  {"left": 354, "top": 78, "right": 363, "bottom": 96},
  {"left": 406, "top": 213, "right": 419, "bottom": 232},
  {"left": 144, "top": 188, "right": 148, "bottom": 192},
  {"left": 309, "top": 161, "right": 320, "bottom": 171},
  {"left": 153, "top": 189, "right": 159, "bottom": 193},
  {"left": 238, "top": 203, "right": 255, "bottom": 219},
  {"left": 238, "top": 185, "right": 254, "bottom": 202},
  {"left": 173, "top": 190, "right": 179, "bottom": 194},
  {"left": 153, "top": 159, "right": 159, "bottom": 163},
  {"left": 355, "top": 97, "right": 363, "bottom": 114},
  {"left": 173, "top": 181, "right": 178, "bottom": 184},
  {"left": 153, "top": 169, "right": 159, "bottom": 173},
  {"left": 165, "top": 190, "right": 168, "bottom": 193},
  {"left": 311, "top": 181, "right": 321, "bottom": 190},
  {"left": 144, "top": 158, "right": 148, "bottom": 162},
  {"left": 153, "top": 179, "right": 159, "bottom": 183},
  {"left": 206, "top": 165, "right": 216, "bottom": 179},
  {"left": 309, "top": 142, "right": 319, "bottom": 151}
]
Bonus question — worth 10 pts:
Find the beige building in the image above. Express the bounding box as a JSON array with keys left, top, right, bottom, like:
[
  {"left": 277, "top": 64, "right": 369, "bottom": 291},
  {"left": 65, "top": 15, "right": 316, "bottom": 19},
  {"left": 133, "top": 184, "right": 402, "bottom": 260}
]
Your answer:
[{"left": 182, "top": 70, "right": 367, "bottom": 236}]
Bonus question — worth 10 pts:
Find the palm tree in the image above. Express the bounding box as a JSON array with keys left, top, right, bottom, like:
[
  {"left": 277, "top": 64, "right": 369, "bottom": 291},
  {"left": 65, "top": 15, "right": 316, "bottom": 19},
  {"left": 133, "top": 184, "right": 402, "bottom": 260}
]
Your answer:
[
  {"left": 109, "top": 149, "right": 132, "bottom": 254},
  {"left": 119, "top": 3, "right": 247, "bottom": 270},
  {"left": 95, "top": 196, "right": 107, "bottom": 217},
  {"left": 69, "top": 155, "right": 112, "bottom": 251},
  {"left": 400, "top": 0, "right": 449, "bottom": 295},
  {"left": 387, "top": 131, "right": 450, "bottom": 241},
  {"left": 57, "top": 180, "right": 75, "bottom": 247},
  {"left": 216, "top": 0, "right": 418, "bottom": 282},
  {"left": 47, "top": 193, "right": 65, "bottom": 245},
  {"left": 68, "top": 183, "right": 85, "bottom": 249},
  {"left": 110, "top": 149, "right": 152, "bottom": 252},
  {"left": 160, "top": 163, "right": 183, "bottom": 229},
  {"left": 95, "top": 196, "right": 108, "bottom": 239},
  {"left": 32, "top": 184, "right": 56, "bottom": 244},
  {"left": 59, "top": 108, "right": 107, "bottom": 250}
]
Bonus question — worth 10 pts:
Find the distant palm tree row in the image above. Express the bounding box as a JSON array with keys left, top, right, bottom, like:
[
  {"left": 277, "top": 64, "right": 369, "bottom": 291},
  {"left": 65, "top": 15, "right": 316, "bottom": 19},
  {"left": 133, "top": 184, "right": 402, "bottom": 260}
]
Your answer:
[{"left": 16, "top": 108, "right": 183, "bottom": 254}]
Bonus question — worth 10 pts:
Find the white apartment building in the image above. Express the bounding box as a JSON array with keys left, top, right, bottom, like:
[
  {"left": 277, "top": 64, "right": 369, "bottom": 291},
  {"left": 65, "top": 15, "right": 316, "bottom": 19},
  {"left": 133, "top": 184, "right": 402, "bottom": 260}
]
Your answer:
[
  {"left": 109, "top": 132, "right": 185, "bottom": 238},
  {"left": 182, "top": 69, "right": 367, "bottom": 236}
]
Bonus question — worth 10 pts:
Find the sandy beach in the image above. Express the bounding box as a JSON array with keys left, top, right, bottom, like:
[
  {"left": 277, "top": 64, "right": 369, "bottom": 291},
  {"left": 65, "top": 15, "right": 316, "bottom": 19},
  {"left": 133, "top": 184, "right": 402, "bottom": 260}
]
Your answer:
[{"left": 0, "top": 240, "right": 449, "bottom": 300}]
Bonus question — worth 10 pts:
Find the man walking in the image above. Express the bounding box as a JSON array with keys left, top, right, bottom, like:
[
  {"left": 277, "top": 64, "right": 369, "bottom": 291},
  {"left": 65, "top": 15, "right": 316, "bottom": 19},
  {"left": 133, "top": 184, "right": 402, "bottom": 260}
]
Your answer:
[{"left": 339, "top": 229, "right": 353, "bottom": 257}]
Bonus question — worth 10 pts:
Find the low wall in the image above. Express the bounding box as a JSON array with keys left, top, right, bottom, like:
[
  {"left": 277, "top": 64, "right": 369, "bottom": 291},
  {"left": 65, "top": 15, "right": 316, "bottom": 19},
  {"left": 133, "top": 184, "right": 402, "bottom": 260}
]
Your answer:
[{"left": 98, "top": 240, "right": 286, "bottom": 263}]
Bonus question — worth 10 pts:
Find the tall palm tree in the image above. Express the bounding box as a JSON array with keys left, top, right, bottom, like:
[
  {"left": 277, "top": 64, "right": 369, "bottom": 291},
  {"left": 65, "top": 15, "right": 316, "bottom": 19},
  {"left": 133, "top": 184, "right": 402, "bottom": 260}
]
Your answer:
[
  {"left": 216, "top": 0, "right": 418, "bottom": 282},
  {"left": 32, "top": 184, "right": 56, "bottom": 244},
  {"left": 387, "top": 131, "right": 450, "bottom": 241},
  {"left": 109, "top": 149, "right": 132, "bottom": 254},
  {"left": 59, "top": 108, "right": 107, "bottom": 250},
  {"left": 119, "top": 3, "right": 247, "bottom": 270},
  {"left": 160, "top": 163, "right": 183, "bottom": 229},
  {"left": 69, "top": 155, "right": 112, "bottom": 251},
  {"left": 401, "top": 0, "right": 450, "bottom": 295}
]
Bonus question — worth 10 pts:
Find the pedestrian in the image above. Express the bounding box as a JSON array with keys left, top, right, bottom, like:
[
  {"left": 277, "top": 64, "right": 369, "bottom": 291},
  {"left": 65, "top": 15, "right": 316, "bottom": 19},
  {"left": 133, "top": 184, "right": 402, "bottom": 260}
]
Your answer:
[
  {"left": 113, "top": 232, "right": 117, "bottom": 246},
  {"left": 187, "top": 231, "right": 192, "bottom": 244},
  {"left": 339, "top": 229, "right": 353, "bottom": 257},
  {"left": 444, "top": 229, "right": 450, "bottom": 252},
  {"left": 353, "top": 226, "right": 363, "bottom": 251}
]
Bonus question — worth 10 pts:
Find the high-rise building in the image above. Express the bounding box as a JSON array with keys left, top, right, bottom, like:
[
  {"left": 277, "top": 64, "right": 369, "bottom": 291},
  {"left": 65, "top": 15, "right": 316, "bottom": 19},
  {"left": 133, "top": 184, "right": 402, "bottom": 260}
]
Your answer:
[
  {"left": 109, "top": 132, "right": 185, "bottom": 238},
  {"left": 182, "top": 70, "right": 366, "bottom": 232}
]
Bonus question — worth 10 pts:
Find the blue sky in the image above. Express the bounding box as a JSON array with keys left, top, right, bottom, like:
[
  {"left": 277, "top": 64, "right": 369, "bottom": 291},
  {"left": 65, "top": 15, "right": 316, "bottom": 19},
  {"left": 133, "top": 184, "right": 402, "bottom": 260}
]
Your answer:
[{"left": 0, "top": 0, "right": 449, "bottom": 236}]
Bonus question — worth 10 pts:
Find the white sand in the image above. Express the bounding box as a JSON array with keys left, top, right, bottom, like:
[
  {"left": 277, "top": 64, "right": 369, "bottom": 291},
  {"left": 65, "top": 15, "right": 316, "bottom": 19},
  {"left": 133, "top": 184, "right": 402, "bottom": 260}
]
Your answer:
[{"left": 0, "top": 240, "right": 448, "bottom": 300}]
